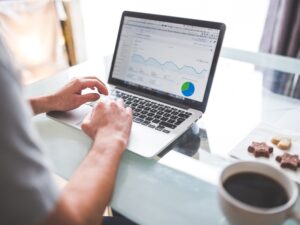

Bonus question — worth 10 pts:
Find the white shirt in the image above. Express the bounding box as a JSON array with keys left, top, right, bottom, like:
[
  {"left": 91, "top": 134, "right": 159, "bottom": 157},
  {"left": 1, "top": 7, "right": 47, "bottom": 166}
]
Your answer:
[{"left": 0, "top": 37, "right": 59, "bottom": 225}]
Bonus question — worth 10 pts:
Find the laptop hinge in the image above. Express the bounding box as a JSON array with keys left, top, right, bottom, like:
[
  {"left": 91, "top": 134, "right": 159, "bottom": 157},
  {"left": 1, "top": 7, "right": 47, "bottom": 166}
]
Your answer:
[{"left": 115, "top": 87, "right": 189, "bottom": 110}]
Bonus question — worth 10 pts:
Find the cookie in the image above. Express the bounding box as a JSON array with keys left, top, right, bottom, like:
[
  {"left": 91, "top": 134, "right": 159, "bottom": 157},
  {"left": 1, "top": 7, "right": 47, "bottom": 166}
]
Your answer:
[
  {"left": 271, "top": 136, "right": 292, "bottom": 150},
  {"left": 276, "top": 153, "right": 300, "bottom": 171},
  {"left": 277, "top": 138, "right": 292, "bottom": 150},
  {"left": 248, "top": 142, "right": 273, "bottom": 158},
  {"left": 271, "top": 136, "right": 281, "bottom": 145}
]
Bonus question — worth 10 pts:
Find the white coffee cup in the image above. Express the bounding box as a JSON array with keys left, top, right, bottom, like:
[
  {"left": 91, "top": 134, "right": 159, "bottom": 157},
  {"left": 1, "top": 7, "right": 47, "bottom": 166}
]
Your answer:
[{"left": 218, "top": 161, "right": 300, "bottom": 225}]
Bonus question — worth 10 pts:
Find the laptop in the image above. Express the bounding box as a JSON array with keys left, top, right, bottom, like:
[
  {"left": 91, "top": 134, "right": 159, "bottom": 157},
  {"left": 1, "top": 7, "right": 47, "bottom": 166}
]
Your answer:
[{"left": 48, "top": 11, "right": 225, "bottom": 158}]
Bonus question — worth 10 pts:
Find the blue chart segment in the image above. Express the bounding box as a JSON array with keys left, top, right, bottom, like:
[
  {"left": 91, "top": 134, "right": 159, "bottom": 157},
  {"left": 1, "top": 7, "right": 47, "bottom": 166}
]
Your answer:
[
  {"left": 181, "top": 82, "right": 195, "bottom": 97},
  {"left": 131, "top": 54, "right": 207, "bottom": 76}
]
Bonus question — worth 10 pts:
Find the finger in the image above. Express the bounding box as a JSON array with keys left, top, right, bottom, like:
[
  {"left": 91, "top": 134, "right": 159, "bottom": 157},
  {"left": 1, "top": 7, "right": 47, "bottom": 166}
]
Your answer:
[
  {"left": 126, "top": 107, "right": 133, "bottom": 117},
  {"left": 83, "top": 76, "right": 104, "bottom": 82},
  {"left": 81, "top": 111, "right": 92, "bottom": 131},
  {"left": 82, "top": 76, "right": 107, "bottom": 91},
  {"left": 107, "top": 99, "right": 120, "bottom": 109},
  {"left": 94, "top": 100, "right": 105, "bottom": 109},
  {"left": 116, "top": 98, "right": 124, "bottom": 107},
  {"left": 125, "top": 107, "right": 133, "bottom": 132},
  {"left": 79, "top": 79, "right": 109, "bottom": 95},
  {"left": 77, "top": 93, "right": 100, "bottom": 105},
  {"left": 82, "top": 111, "right": 91, "bottom": 125}
]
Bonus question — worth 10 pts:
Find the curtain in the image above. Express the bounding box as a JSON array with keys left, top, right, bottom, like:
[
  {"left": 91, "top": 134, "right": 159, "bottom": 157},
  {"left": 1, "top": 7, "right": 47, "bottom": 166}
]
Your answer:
[{"left": 259, "top": 0, "right": 300, "bottom": 99}]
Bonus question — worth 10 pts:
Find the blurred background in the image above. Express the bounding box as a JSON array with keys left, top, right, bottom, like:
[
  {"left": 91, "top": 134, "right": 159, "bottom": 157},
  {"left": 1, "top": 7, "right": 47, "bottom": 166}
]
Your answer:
[{"left": 0, "top": 0, "right": 299, "bottom": 98}]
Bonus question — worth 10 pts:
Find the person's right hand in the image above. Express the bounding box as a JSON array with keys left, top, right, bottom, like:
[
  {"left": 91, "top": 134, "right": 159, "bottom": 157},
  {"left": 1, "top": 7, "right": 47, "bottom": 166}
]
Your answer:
[
  {"left": 42, "top": 100, "right": 132, "bottom": 225},
  {"left": 81, "top": 99, "right": 132, "bottom": 153}
]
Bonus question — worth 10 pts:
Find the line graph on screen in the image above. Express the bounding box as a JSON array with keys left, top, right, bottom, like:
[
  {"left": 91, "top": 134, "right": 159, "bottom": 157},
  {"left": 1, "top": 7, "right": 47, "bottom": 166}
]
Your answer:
[{"left": 131, "top": 54, "right": 207, "bottom": 77}]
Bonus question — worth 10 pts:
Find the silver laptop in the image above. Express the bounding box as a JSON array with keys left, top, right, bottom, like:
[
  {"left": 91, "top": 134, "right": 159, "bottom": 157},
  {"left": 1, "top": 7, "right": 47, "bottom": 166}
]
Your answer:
[{"left": 48, "top": 11, "right": 225, "bottom": 158}]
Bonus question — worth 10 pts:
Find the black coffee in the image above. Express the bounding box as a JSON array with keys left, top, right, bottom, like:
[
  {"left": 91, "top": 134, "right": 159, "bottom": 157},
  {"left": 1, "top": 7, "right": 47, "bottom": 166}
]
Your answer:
[{"left": 223, "top": 172, "right": 288, "bottom": 208}]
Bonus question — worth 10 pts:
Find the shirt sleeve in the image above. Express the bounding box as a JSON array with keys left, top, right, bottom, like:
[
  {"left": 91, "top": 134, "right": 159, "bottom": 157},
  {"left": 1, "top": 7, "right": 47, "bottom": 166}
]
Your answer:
[{"left": 0, "top": 38, "right": 59, "bottom": 225}]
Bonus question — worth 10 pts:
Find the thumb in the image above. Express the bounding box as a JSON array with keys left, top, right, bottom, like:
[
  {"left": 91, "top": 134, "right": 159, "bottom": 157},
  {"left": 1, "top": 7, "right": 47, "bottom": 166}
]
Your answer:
[
  {"left": 81, "top": 111, "right": 93, "bottom": 136},
  {"left": 77, "top": 93, "right": 100, "bottom": 105}
]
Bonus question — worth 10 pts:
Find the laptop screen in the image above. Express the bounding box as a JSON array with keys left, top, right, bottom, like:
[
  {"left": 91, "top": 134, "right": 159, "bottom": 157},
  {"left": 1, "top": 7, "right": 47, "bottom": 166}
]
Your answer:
[{"left": 109, "top": 12, "right": 225, "bottom": 111}]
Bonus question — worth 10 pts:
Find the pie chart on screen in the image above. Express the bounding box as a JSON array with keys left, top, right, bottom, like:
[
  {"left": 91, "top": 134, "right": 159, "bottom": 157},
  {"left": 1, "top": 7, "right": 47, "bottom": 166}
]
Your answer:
[{"left": 181, "top": 82, "right": 195, "bottom": 97}]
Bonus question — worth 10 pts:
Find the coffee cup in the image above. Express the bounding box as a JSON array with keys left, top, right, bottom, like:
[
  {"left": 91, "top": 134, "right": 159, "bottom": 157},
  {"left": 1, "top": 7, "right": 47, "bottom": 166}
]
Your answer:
[{"left": 218, "top": 161, "right": 300, "bottom": 225}]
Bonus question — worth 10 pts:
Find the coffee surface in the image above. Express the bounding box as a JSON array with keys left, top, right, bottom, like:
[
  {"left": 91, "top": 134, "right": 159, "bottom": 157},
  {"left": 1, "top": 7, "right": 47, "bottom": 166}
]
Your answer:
[{"left": 223, "top": 172, "right": 288, "bottom": 208}]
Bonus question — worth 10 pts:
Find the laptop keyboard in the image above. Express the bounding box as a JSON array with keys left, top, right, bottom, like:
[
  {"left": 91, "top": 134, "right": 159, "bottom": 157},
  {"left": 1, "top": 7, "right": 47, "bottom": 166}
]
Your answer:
[{"left": 110, "top": 90, "right": 192, "bottom": 134}]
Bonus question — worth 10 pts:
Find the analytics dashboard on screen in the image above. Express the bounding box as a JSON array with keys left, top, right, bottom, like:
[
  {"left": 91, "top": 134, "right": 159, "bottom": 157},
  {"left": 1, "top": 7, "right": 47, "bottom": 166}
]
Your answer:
[{"left": 112, "top": 16, "right": 220, "bottom": 102}]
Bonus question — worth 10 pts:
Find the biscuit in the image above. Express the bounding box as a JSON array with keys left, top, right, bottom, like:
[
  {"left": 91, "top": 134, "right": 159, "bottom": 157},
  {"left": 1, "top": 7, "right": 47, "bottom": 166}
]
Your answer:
[
  {"left": 271, "top": 136, "right": 292, "bottom": 150},
  {"left": 248, "top": 142, "right": 273, "bottom": 158},
  {"left": 271, "top": 136, "right": 281, "bottom": 145},
  {"left": 278, "top": 138, "right": 292, "bottom": 150},
  {"left": 276, "top": 153, "right": 300, "bottom": 171}
]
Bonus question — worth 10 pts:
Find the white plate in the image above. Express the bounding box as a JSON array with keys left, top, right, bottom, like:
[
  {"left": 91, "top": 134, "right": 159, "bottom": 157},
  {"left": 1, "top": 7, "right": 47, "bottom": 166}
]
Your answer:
[{"left": 230, "top": 123, "right": 300, "bottom": 183}]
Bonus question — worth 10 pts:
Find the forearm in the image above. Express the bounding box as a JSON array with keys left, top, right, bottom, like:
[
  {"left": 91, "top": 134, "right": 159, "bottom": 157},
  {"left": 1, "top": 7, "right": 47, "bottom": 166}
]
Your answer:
[
  {"left": 43, "top": 137, "right": 125, "bottom": 225},
  {"left": 63, "top": 143, "right": 124, "bottom": 223},
  {"left": 29, "top": 95, "right": 54, "bottom": 115}
]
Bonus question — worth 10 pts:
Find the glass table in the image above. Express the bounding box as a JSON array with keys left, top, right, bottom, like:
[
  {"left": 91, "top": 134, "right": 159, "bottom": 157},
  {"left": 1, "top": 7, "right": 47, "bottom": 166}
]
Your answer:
[{"left": 25, "top": 48, "right": 300, "bottom": 225}]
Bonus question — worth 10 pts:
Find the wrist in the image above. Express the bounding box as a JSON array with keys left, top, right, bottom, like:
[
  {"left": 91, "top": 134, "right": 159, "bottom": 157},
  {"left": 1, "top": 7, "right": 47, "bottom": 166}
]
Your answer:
[
  {"left": 29, "top": 94, "right": 55, "bottom": 115},
  {"left": 91, "top": 131, "right": 127, "bottom": 156}
]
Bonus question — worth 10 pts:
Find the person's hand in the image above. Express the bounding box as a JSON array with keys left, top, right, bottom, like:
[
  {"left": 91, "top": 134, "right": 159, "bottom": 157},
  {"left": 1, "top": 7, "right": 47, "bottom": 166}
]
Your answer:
[
  {"left": 81, "top": 99, "right": 132, "bottom": 152},
  {"left": 49, "top": 76, "right": 109, "bottom": 111},
  {"left": 30, "top": 76, "right": 108, "bottom": 115},
  {"left": 41, "top": 100, "right": 132, "bottom": 225}
]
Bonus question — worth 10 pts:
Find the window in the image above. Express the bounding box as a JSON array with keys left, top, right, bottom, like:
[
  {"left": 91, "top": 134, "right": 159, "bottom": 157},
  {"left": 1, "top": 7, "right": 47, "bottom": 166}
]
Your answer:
[{"left": 80, "top": 0, "right": 270, "bottom": 59}]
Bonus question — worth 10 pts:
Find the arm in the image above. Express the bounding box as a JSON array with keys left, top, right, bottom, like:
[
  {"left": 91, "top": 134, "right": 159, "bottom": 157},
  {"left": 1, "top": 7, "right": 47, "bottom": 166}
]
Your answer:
[
  {"left": 29, "top": 76, "right": 108, "bottom": 115},
  {"left": 42, "top": 100, "right": 132, "bottom": 225}
]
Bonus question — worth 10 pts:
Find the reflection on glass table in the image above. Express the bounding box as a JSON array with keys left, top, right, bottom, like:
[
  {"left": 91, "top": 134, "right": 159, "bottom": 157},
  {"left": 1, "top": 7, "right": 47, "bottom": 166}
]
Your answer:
[
  {"left": 158, "top": 123, "right": 207, "bottom": 159},
  {"left": 159, "top": 49, "right": 300, "bottom": 185}
]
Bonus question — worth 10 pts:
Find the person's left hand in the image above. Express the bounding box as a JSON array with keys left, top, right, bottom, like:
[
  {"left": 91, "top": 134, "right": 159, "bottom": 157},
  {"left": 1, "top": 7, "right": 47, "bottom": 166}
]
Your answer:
[
  {"left": 50, "top": 76, "right": 109, "bottom": 111},
  {"left": 30, "top": 76, "right": 109, "bottom": 114}
]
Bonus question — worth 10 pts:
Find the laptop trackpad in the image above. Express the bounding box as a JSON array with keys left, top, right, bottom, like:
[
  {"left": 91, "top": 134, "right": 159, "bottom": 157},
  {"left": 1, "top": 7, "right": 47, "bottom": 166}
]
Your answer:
[{"left": 47, "top": 104, "right": 92, "bottom": 126}]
